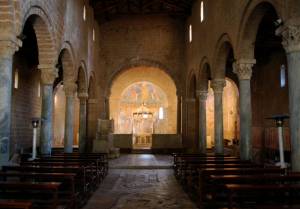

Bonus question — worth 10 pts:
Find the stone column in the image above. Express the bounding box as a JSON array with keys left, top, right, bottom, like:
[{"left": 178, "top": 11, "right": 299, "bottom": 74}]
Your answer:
[
  {"left": 0, "top": 41, "right": 20, "bottom": 165},
  {"left": 78, "top": 92, "right": 88, "bottom": 153},
  {"left": 211, "top": 79, "right": 226, "bottom": 154},
  {"left": 277, "top": 20, "right": 300, "bottom": 171},
  {"left": 233, "top": 59, "right": 256, "bottom": 160},
  {"left": 64, "top": 82, "right": 77, "bottom": 153},
  {"left": 177, "top": 95, "right": 182, "bottom": 134},
  {"left": 197, "top": 90, "right": 208, "bottom": 154},
  {"left": 40, "top": 67, "right": 57, "bottom": 156}
]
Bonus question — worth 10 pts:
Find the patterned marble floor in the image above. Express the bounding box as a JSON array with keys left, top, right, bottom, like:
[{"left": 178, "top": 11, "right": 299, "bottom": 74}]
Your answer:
[{"left": 83, "top": 154, "right": 198, "bottom": 209}]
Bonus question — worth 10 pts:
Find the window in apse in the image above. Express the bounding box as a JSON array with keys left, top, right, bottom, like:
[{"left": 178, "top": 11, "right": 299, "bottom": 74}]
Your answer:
[{"left": 159, "top": 107, "right": 164, "bottom": 120}]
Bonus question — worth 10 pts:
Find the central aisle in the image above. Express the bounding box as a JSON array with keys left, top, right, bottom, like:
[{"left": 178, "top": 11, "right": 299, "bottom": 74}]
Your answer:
[{"left": 83, "top": 154, "right": 198, "bottom": 209}]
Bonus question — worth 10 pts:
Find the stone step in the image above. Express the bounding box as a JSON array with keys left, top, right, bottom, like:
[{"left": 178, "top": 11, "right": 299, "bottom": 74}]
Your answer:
[
  {"left": 131, "top": 149, "right": 152, "bottom": 154},
  {"left": 109, "top": 165, "right": 173, "bottom": 169}
]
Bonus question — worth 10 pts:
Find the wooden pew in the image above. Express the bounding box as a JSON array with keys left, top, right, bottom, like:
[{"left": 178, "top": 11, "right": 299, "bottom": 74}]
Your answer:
[
  {"left": 2, "top": 166, "right": 89, "bottom": 199},
  {"left": 0, "top": 182, "right": 61, "bottom": 209},
  {"left": 225, "top": 183, "right": 300, "bottom": 209},
  {"left": 35, "top": 156, "right": 108, "bottom": 178},
  {"left": 0, "top": 172, "right": 77, "bottom": 209},
  {"left": 204, "top": 174, "right": 300, "bottom": 208},
  {"left": 0, "top": 201, "right": 32, "bottom": 209},
  {"left": 182, "top": 163, "right": 261, "bottom": 186},
  {"left": 196, "top": 167, "right": 285, "bottom": 206},
  {"left": 20, "top": 161, "right": 100, "bottom": 187}
]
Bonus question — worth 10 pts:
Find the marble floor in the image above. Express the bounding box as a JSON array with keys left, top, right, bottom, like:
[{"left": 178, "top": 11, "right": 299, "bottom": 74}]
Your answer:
[{"left": 83, "top": 154, "right": 198, "bottom": 209}]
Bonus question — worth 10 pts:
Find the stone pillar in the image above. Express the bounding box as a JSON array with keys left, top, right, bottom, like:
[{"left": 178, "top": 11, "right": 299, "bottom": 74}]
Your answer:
[
  {"left": 40, "top": 67, "right": 57, "bottom": 156},
  {"left": 0, "top": 41, "right": 19, "bottom": 165},
  {"left": 277, "top": 20, "right": 300, "bottom": 171},
  {"left": 177, "top": 95, "right": 182, "bottom": 134},
  {"left": 78, "top": 92, "right": 88, "bottom": 153},
  {"left": 197, "top": 90, "right": 208, "bottom": 154},
  {"left": 211, "top": 79, "right": 226, "bottom": 154},
  {"left": 64, "top": 82, "right": 77, "bottom": 153},
  {"left": 233, "top": 59, "right": 256, "bottom": 160}
]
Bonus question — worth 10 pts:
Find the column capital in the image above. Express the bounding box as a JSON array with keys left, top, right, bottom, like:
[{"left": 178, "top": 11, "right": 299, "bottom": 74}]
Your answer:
[
  {"left": 211, "top": 79, "right": 226, "bottom": 93},
  {"left": 64, "top": 82, "right": 77, "bottom": 97},
  {"left": 78, "top": 92, "right": 89, "bottom": 100},
  {"left": 276, "top": 18, "right": 300, "bottom": 53},
  {"left": 233, "top": 59, "right": 256, "bottom": 80},
  {"left": 40, "top": 67, "right": 58, "bottom": 85},
  {"left": 185, "top": 98, "right": 196, "bottom": 103},
  {"left": 0, "top": 39, "right": 22, "bottom": 58},
  {"left": 196, "top": 90, "right": 208, "bottom": 101}
]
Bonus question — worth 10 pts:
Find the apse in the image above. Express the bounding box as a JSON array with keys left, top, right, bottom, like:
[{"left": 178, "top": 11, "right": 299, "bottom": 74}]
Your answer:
[{"left": 109, "top": 66, "right": 178, "bottom": 148}]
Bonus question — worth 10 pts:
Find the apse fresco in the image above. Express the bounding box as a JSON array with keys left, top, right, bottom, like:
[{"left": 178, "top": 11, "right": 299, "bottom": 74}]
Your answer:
[
  {"left": 116, "top": 81, "right": 169, "bottom": 134},
  {"left": 120, "top": 82, "right": 167, "bottom": 105},
  {"left": 206, "top": 79, "right": 239, "bottom": 148}
]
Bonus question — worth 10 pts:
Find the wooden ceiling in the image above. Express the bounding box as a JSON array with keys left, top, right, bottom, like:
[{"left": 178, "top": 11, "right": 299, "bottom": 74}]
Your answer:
[{"left": 89, "top": 0, "right": 195, "bottom": 23}]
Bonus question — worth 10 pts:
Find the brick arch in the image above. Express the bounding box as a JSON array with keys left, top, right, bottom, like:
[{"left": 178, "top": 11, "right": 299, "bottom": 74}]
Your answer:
[
  {"left": 105, "top": 58, "right": 180, "bottom": 97},
  {"left": 77, "top": 61, "right": 88, "bottom": 94},
  {"left": 22, "top": 6, "right": 57, "bottom": 69},
  {"left": 88, "top": 71, "right": 96, "bottom": 99},
  {"left": 0, "top": 0, "right": 22, "bottom": 39},
  {"left": 237, "top": 1, "right": 282, "bottom": 59},
  {"left": 187, "top": 72, "right": 197, "bottom": 99},
  {"left": 212, "top": 33, "right": 234, "bottom": 79},
  {"left": 198, "top": 57, "right": 211, "bottom": 92},
  {"left": 59, "top": 48, "right": 75, "bottom": 83}
]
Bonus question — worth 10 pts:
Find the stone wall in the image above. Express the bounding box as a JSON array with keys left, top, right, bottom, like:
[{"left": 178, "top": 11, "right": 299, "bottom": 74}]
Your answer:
[
  {"left": 184, "top": 0, "right": 299, "bottom": 150},
  {"left": 98, "top": 14, "right": 185, "bottom": 111},
  {"left": 6, "top": 0, "right": 100, "bottom": 155}
]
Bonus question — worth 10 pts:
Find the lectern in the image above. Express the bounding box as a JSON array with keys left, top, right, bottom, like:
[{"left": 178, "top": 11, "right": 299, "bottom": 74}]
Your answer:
[
  {"left": 28, "top": 118, "right": 40, "bottom": 161},
  {"left": 266, "top": 115, "right": 289, "bottom": 168}
]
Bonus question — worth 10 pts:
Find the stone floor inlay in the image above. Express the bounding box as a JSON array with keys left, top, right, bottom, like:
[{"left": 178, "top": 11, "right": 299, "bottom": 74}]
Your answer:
[{"left": 83, "top": 154, "right": 198, "bottom": 209}]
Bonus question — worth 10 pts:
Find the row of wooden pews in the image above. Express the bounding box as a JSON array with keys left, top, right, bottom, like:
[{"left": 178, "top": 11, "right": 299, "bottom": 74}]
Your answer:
[
  {"left": 173, "top": 152, "right": 300, "bottom": 209},
  {"left": 0, "top": 151, "right": 108, "bottom": 209}
]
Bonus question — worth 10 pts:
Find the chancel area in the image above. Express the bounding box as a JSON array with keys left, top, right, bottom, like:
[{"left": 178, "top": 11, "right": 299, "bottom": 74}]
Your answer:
[{"left": 0, "top": 0, "right": 300, "bottom": 208}]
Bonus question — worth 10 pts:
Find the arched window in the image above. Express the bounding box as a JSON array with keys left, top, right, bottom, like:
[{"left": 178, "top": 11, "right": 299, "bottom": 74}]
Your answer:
[
  {"left": 93, "top": 28, "right": 95, "bottom": 41},
  {"left": 14, "top": 69, "right": 19, "bottom": 89},
  {"left": 83, "top": 5, "right": 86, "bottom": 21},
  {"left": 280, "top": 64, "right": 286, "bottom": 88},
  {"left": 200, "top": 1, "right": 204, "bottom": 22},
  {"left": 159, "top": 107, "right": 164, "bottom": 120},
  {"left": 189, "top": 24, "right": 192, "bottom": 43}
]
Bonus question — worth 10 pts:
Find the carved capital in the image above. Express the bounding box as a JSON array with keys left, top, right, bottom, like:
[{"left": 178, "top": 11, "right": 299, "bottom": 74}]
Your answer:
[
  {"left": 78, "top": 92, "right": 88, "bottom": 100},
  {"left": 0, "top": 39, "right": 21, "bottom": 58},
  {"left": 40, "top": 67, "right": 58, "bottom": 85},
  {"left": 276, "top": 19, "right": 300, "bottom": 53},
  {"left": 211, "top": 79, "right": 226, "bottom": 93},
  {"left": 64, "top": 82, "right": 77, "bottom": 97},
  {"left": 196, "top": 90, "right": 208, "bottom": 101},
  {"left": 233, "top": 59, "right": 256, "bottom": 80}
]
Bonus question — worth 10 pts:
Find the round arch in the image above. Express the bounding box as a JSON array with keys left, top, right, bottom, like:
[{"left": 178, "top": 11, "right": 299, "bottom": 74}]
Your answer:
[
  {"left": 188, "top": 73, "right": 197, "bottom": 98},
  {"left": 109, "top": 66, "right": 178, "bottom": 135},
  {"left": 88, "top": 71, "right": 96, "bottom": 99},
  {"left": 198, "top": 57, "right": 212, "bottom": 92},
  {"left": 59, "top": 48, "right": 75, "bottom": 82},
  {"left": 77, "top": 61, "right": 88, "bottom": 94},
  {"left": 237, "top": 1, "right": 283, "bottom": 59},
  {"left": 105, "top": 58, "right": 181, "bottom": 97},
  {"left": 22, "top": 6, "right": 57, "bottom": 68},
  {"left": 213, "top": 34, "right": 235, "bottom": 79}
]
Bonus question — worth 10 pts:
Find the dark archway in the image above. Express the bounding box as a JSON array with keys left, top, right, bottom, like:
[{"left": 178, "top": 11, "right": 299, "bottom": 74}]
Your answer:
[
  {"left": 11, "top": 16, "right": 40, "bottom": 154},
  {"left": 250, "top": 4, "right": 289, "bottom": 163}
]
